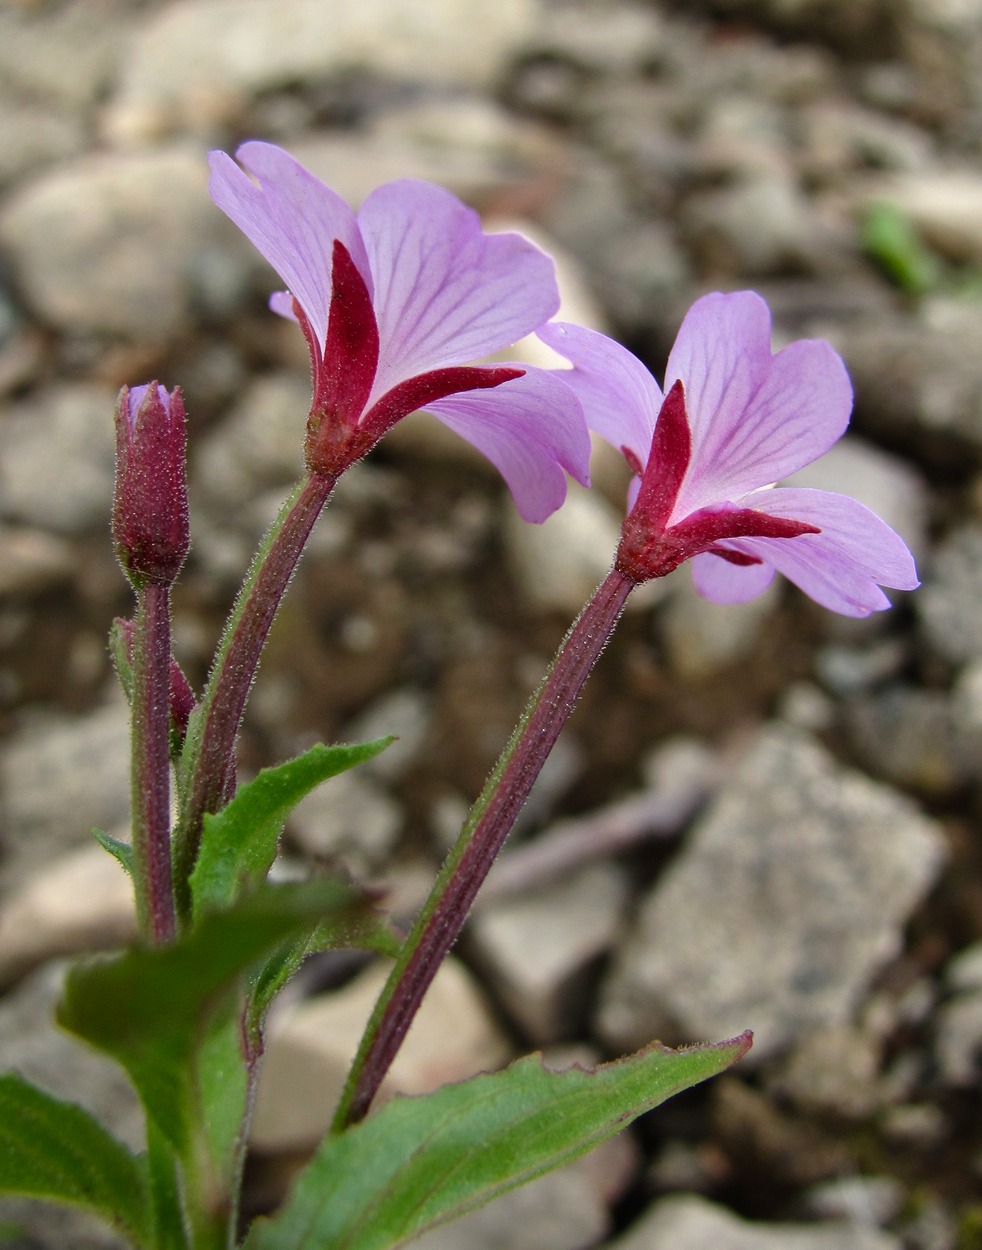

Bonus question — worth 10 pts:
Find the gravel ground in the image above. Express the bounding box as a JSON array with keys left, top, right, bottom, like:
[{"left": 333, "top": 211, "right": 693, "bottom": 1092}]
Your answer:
[{"left": 2, "top": 2, "right": 982, "bottom": 1247}]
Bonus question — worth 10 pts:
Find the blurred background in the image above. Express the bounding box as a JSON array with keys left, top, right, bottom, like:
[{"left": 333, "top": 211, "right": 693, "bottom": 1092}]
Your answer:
[{"left": 1, "top": 0, "right": 982, "bottom": 1246}]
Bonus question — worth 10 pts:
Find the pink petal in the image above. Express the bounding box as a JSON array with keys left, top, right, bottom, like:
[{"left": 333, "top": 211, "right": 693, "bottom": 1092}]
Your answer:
[
  {"left": 717, "top": 486, "right": 919, "bottom": 617},
  {"left": 537, "top": 322, "right": 662, "bottom": 467},
  {"left": 426, "top": 369, "right": 591, "bottom": 523},
  {"left": 690, "top": 553, "right": 776, "bottom": 604},
  {"left": 208, "top": 143, "right": 369, "bottom": 348},
  {"left": 665, "top": 292, "right": 852, "bottom": 519},
  {"left": 357, "top": 182, "right": 559, "bottom": 401}
]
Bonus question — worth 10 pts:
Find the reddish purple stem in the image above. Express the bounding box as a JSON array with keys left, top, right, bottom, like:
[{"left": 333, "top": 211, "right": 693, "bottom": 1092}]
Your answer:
[
  {"left": 131, "top": 581, "right": 177, "bottom": 944},
  {"left": 173, "top": 472, "right": 337, "bottom": 910},
  {"left": 333, "top": 565, "right": 634, "bottom": 1129}
]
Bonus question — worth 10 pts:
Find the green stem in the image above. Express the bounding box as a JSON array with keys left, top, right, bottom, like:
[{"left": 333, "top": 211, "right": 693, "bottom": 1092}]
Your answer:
[
  {"left": 173, "top": 472, "right": 336, "bottom": 920},
  {"left": 332, "top": 566, "right": 634, "bottom": 1130},
  {"left": 131, "top": 581, "right": 177, "bottom": 944}
]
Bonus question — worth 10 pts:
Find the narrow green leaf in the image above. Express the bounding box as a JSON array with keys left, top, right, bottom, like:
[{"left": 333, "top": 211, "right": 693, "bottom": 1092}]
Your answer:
[
  {"left": 0, "top": 1073, "right": 151, "bottom": 1247},
  {"left": 57, "top": 879, "right": 373, "bottom": 1153},
  {"left": 861, "top": 202, "right": 943, "bottom": 295},
  {"left": 92, "top": 828, "right": 134, "bottom": 877},
  {"left": 246, "top": 1032, "right": 752, "bottom": 1250},
  {"left": 191, "top": 738, "right": 394, "bottom": 917}
]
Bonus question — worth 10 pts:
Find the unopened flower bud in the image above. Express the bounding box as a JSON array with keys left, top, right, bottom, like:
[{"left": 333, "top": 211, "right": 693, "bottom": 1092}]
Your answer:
[{"left": 113, "top": 383, "right": 190, "bottom": 586}]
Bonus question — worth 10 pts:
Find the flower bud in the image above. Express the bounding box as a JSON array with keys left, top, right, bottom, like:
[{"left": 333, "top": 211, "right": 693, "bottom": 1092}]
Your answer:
[{"left": 113, "top": 383, "right": 190, "bottom": 586}]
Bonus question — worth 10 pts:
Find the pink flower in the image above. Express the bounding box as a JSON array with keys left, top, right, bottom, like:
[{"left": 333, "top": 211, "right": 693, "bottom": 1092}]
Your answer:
[
  {"left": 112, "top": 383, "right": 190, "bottom": 587},
  {"left": 540, "top": 292, "right": 918, "bottom": 616},
  {"left": 208, "top": 142, "right": 590, "bottom": 522}
]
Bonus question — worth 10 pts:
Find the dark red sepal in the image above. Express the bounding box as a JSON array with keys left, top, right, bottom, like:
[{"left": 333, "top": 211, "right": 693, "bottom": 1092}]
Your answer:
[
  {"left": 359, "top": 365, "right": 525, "bottom": 444},
  {"left": 630, "top": 379, "right": 691, "bottom": 534},
  {"left": 304, "top": 240, "right": 381, "bottom": 475},
  {"left": 618, "top": 500, "right": 819, "bottom": 584}
]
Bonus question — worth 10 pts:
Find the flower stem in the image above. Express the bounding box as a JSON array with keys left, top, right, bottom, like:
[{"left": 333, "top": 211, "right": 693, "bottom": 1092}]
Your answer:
[
  {"left": 173, "top": 471, "right": 337, "bottom": 919},
  {"left": 131, "top": 581, "right": 177, "bottom": 944},
  {"left": 332, "top": 565, "right": 635, "bottom": 1130}
]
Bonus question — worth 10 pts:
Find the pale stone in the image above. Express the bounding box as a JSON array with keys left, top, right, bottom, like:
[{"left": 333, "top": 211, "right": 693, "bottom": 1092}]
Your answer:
[
  {"left": 469, "top": 863, "right": 629, "bottom": 1043},
  {"left": 0, "top": 384, "right": 117, "bottom": 534},
  {"left": 660, "top": 569, "right": 780, "bottom": 679},
  {"left": 106, "top": 0, "right": 538, "bottom": 143},
  {"left": 611, "top": 1194, "right": 901, "bottom": 1250},
  {"left": 0, "top": 526, "right": 74, "bottom": 597},
  {"left": 0, "top": 844, "right": 136, "bottom": 989},
  {"left": 0, "top": 146, "right": 229, "bottom": 341},
  {"left": 0, "top": 698, "right": 131, "bottom": 874},
  {"left": 599, "top": 726, "right": 946, "bottom": 1061},
  {"left": 250, "top": 958, "right": 511, "bottom": 1151},
  {"left": 504, "top": 482, "right": 624, "bottom": 614}
]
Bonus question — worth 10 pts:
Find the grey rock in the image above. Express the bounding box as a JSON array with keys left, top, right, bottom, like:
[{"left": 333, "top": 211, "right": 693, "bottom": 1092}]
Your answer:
[
  {"left": 342, "top": 687, "right": 431, "bottom": 783},
  {"left": 505, "top": 483, "right": 623, "bottom": 614},
  {"left": 764, "top": 1022, "right": 882, "bottom": 1119},
  {"left": 192, "top": 373, "right": 310, "bottom": 508},
  {"left": 840, "top": 302, "right": 982, "bottom": 455},
  {"left": 845, "top": 684, "right": 982, "bottom": 795},
  {"left": 682, "top": 173, "right": 825, "bottom": 278},
  {"left": 288, "top": 771, "right": 402, "bottom": 873},
  {"left": 934, "top": 990, "right": 982, "bottom": 1086},
  {"left": 282, "top": 100, "right": 561, "bottom": 210},
  {"left": 470, "top": 863, "right": 629, "bottom": 1044},
  {"left": 0, "top": 102, "right": 86, "bottom": 188},
  {"left": 944, "top": 940, "right": 982, "bottom": 992},
  {"left": 541, "top": 157, "right": 688, "bottom": 329},
  {"left": 0, "top": 844, "right": 135, "bottom": 990},
  {"left": 0, "top": 526, "right": 74, "bottom": 598},
  {"left": 934, "top": 942, "right": 982, "bottom": 1086},
  {"left": 802, "top": 1176, "right": 906, "bottom": 1229},
  {"left": 250, "top": 958, "right": 510, "bottom": 1152},
  {"left": 0, "top": 0, "right": 133, "bottom": 112},
  {"left": 609, "top": 1193, "right": 901, "bottom": 1250},
  {"left": 0, "top": 146, "right": 232, "bottom": 342},
  {"left": 598, "top": 726, "right": 945, "bottom": 1060},
  {"left": 106, "top": 0, "right": 538, "bottom": 143},
  {"left": 0, "top": 384, "right": 117, "bottom": 535},
  {"left": 411, "top": 1163, "right": 608, "bottom": 1250},
  {"left": 0, "top": 699, "right": 131, "bottom": 878},
  {"left": 659, "top": 569, "right": 780, "bottom": 679},
  {"left": 918, "top": 523, "right": 982, "bottom": 666}
]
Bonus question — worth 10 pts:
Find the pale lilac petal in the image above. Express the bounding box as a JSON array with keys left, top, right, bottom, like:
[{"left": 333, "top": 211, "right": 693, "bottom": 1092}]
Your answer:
[
  {"left": 425, "top": 369, "right": 591, "bottom": 523},
  {"left": 208, "top": 143, "right": 368, "bottom": 348},
  {"left": 717, "top": 487, "right": 919, "bottom": 617},
  {"left": 665, "top": 292, "right": 852, "bottom": 519},
  {"left": 690, "top": 553, "right": 776, "bottom": 604},
  {"left": 358, "top": 182, "right": 559, "bottom": 401},
  {"left": 269, "top": 291, "right": 298, "bottom": 322},
  {"left": 537, "top": 322, "right": 662, "bottom": 467}
]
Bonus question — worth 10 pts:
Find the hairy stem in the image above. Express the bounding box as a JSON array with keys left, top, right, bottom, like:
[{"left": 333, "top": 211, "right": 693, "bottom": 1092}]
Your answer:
[
  {"left": 173, "top": 471, "right": 336, "bottom": 918},
  {"left": 333, "top": 566, "right": 634, "bottom": 1129},
  {"left": 131, "top": 581, "right": 177, "bottom": 944}
]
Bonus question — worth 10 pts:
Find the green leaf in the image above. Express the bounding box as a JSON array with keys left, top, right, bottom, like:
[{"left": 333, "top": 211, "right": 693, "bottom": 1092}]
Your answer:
[
  {"left": 862, "top": 202, "right": 943, "bottom": 295},
  {"left": 245, "top": 1032, "right": 752, "bottom": 1250},
  {"left": 0, "top": 1073, "right": 151, "bottom": 1247},
  {"left": 92, "top": 828, "right": 134, "bottom": 877},
  {"left": 57, "top": 879, "right": 375, "bottom": 1153},
  {"left": 191, "top": 738, "right": 394, "bottom": 917}
]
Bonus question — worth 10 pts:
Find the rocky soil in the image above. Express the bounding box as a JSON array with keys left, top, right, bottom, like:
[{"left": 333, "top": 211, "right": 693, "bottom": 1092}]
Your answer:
[{"left": 2, "top": 0, "right": 982, "bottom": 1247}]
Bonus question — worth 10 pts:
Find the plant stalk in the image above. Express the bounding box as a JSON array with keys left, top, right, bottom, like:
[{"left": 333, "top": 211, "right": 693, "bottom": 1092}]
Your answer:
[
  {"left": 173, "top": 471, "right": 336, "bottom": 916},
  {"left": 131, "top": 581, "right": 177, "bottom": 945},
  {"left": 333, "top": 565, "right": 635, "bottom": 1129}
]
